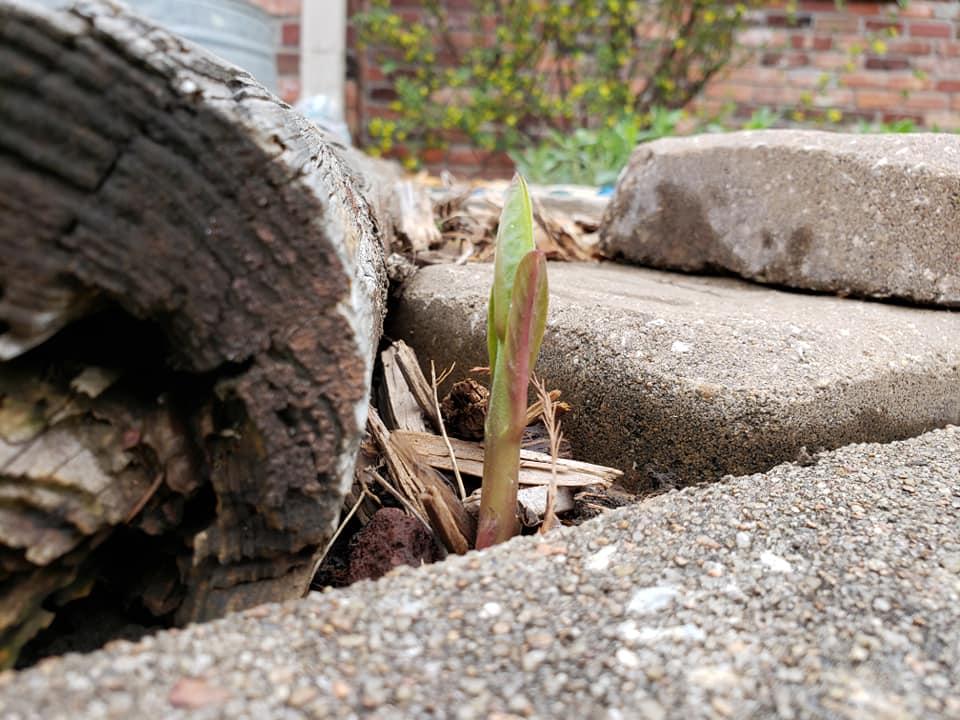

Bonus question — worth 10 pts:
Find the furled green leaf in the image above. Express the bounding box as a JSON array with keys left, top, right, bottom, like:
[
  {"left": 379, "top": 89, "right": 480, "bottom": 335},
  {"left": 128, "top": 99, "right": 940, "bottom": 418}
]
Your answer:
[
  {"left": 502, "top": 249, "right": 548, "bottom": 429},
  {"left": 489, "top": 174, "right": 535, "bottom": 352}
]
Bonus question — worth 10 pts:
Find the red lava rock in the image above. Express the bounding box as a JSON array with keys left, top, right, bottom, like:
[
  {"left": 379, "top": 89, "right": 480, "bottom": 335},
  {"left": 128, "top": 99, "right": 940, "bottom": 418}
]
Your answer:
[{"left": 346, "top": 508, "right": 440, "bottom": 583}]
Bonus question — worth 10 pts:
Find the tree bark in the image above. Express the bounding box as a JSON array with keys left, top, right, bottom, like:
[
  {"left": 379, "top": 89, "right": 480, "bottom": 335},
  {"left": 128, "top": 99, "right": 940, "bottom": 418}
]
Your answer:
[{"left": 0, "top": 0, "right": 387, "bottom": 660}]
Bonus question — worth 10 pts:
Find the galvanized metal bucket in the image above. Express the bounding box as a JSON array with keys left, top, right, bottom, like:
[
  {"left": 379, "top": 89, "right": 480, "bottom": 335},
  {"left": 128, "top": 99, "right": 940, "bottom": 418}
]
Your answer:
[{"left": 32, "top": 0, "right": 279, "bottom": 91}]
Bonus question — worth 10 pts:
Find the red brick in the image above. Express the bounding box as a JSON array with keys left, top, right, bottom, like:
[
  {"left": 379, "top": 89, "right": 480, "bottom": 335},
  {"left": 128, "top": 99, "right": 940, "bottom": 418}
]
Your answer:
[
  {"left": 751, "top": 86, "right": 807, "bottom": 105},
  {"left": 250, "top": 0, "right": 301, "bottom": 15},
  {"left": 724, "top": 67, "right": 787, "bottom": 85},
  {"left": 790, "top": 34, "right": 806, "bottom": 49},
  {"left": 811, "top": 36, "right": 833, "bottom": 51},
  {"left": 446, "top": 146, "right": 487, "bottom": 166},
  {"left": 944, "top": 42, "right": 960, "bottom": 57},
  {"left": 814, "top": 15, "right": 861, "bottom": 33},
  {"left": 395, "top": 9, "right": 422, "bottom": 24},
  {"left": 832, "top": 109, "right": 876, "bottom": 124},
  {"left": 704, "top": 83, "right": 755, "bottom": 102},
  {"left": 887, "top": 40, "right": 933, "bottom": 55},
  {"left": 382, "top": 146, "right": 410, "bottom": 162},
  {"left": 798, "top": 0, "right": 844, "bottom": 12},
  {"left": 281, "top": 21, "right": 300, "bottom": 47},
  {"left": 362, "top": 64, "right": 386, "bottom": 82},
  {"left": 840, "top": 73, "right": 876, "bottom": 89},
  {"left": 370, "top": 86, "right": 398, "bottom": 102},
  {"left": 439, "top": 129, "right": 472, "bottom": 145},
  {"left": 812, "top": 53, "right": 854, "bottom": 70},
  {"left": 812, "top": 88, "right": 854, "bottom": 107},
  {"left": 953, "top": 95, "right": 960, "bottom": 111},
  {"left": 841, "top": 72, "right": 928, "bottom": 91},
  {"left": 864, "top": 55, "right": 911, "bottom": 71},
  {"left": 278, "top": 77, "right": 300, "bottom": 104},
  {"left": 483, "top": 151, "right": 515, "bottom": 170},
  {"left": 362, "top": 106, "right": 402, "bottom": 121},
  {"left": 840, "top": 2, "right": 885, "bottom": 16},
  {"left": 909, "top": 22, "right": 952, "bottom": 38},
  {"left": 856, "top": 89, "right": 902, "bottom": 109},
  {"left": 936, "top": 79, "right": 960, "bottom": 92},
  {"left": 898, "top": 2, "right": 936, "bottom": 19},
  {"left": 766, "top": 13, "right": 813, "bottom": 28},
  {"left": 865, "top": 19, "right": 903, "bottom": 33},
  {"left": 761, "top": 51, "right": 809, "bottom": 68},
  {"left": 886, "top": 73, "right": 931, "bottom": 91},
  {"left": 785, "top": 69, "right": 831, "bottom": 87},
  {"left": 880, "top": 111, "right": 924, "bottom": 124},
  {"left": 276, "top": 52, "right": 298, "bottom": 75},
  {"left": 420, "top": 148, "right": 446, "bottom": 164},
  {"left": 903, "top": 91, "right": 949, "bottom": 110}
]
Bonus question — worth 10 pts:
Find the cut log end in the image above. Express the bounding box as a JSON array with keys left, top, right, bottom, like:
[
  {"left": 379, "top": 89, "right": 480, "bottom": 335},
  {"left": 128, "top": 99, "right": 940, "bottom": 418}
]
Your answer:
[{"left": 0, "top": 0, "right": 386, "bottom": 664}]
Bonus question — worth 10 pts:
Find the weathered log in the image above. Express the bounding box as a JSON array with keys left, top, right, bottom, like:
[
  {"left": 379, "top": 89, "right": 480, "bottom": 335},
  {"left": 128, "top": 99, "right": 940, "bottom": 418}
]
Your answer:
[{"left": 0, "top": 0, "right": 387, "bottom": 659}]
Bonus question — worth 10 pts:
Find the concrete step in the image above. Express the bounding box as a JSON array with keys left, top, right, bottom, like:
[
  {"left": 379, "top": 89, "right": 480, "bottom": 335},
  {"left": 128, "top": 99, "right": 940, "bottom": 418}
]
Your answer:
[{"left": 390, "top": 261, "right": 960, "bottom": 492}]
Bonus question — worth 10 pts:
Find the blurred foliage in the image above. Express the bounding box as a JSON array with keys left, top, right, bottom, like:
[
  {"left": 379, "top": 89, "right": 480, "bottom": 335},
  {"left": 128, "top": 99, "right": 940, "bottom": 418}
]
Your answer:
[
  {"left": 354, "top": 0, "right": 955, "bottom": 184},
  {"left": 855, "top": 118, "right": 918, "bottom": 133},
  {"left": 511, "top": 109, "right": 683, "bottom": 186},
  {"left": 512, "top": 106, "right": 795, "bottom": 186},
  {"left": 354, "top": 0, "right": 759, "bottom": 166}
]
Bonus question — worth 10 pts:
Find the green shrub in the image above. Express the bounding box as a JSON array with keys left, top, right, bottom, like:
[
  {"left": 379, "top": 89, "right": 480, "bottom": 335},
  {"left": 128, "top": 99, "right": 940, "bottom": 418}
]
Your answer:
[{"left": 353, "top": 0, "right": 757, "bottom": 165}]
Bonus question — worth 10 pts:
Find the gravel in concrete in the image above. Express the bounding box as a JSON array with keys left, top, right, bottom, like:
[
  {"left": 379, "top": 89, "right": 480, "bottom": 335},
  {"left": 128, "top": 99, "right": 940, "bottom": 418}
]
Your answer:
[
  {"left": 1, "top": 427, "right": 958, "bottom": 719},
  {"left": 600, "top": 130, "right": 960, "bottom": 306},
  {"left": 390, "top": 261, "right": 960, "bottom": 491}
]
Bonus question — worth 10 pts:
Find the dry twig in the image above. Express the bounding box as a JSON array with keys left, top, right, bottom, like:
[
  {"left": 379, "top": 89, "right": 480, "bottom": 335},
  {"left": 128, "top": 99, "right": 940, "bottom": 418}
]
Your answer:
[{"left": 431, "top": 360, "right": 466, "bottom": 500}]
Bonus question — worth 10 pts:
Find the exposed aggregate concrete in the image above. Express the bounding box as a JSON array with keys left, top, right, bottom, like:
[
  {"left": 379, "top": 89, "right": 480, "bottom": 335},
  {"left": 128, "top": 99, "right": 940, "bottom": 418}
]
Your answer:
[{"left": 1, "top": 427, "right": 958, "bottom": 719}]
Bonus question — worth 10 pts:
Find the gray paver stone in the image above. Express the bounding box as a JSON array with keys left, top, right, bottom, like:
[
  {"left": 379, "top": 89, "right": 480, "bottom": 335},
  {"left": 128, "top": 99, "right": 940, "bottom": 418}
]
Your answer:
[
  {"left": 390, "top": 261, "right": 960, "bottom": 490},
  {"left": 601, "top": 130, "right": 960, "bottom": 306}
]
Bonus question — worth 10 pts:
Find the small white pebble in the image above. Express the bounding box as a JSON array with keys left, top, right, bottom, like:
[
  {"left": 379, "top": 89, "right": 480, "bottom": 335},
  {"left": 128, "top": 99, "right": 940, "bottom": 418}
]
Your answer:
[
  {"left": 618, "top": 620, "right": 642, "bottom": 642},
  {"left": 615, "top": 648, "right": 641, "bottom": 668},
  {"left": 671, "top": 341, "right": 692, "bottom": 353},
  {"left": 480, "top": 601, "right": 502, "bottom": 618},
  {"left": 585, "top": 544, "right": 618, "bottom": 572},
  {"left": 760, "top": 551, "right": 793, "bottom": 574},
  {"left": 627, "top": 585, "right": 678, "bottom": 615}
]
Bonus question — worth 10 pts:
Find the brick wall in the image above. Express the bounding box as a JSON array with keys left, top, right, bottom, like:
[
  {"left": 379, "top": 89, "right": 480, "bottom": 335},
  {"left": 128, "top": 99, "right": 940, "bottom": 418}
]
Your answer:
[
  {"left": 250, "top": 0, "right": 302, "bottom": 103},
  {"left": 262, "top": 1, "right": 960, "bottom": 176},
  {"left": 706, "top": 0, "right": 960, "bottom": 129},
  {"left": 345, "top": 0, "right": 517, "bottom": 176}
]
